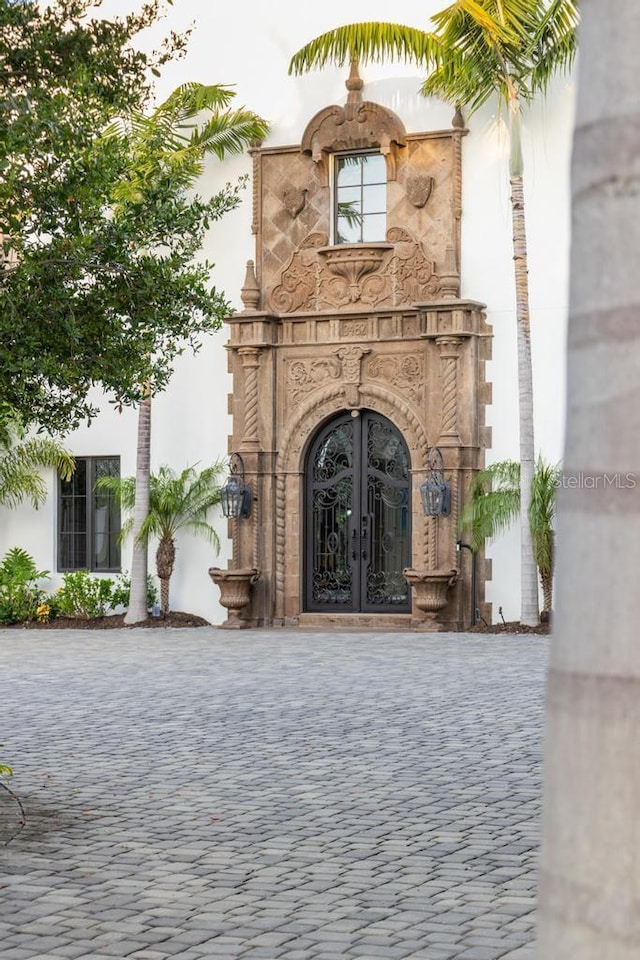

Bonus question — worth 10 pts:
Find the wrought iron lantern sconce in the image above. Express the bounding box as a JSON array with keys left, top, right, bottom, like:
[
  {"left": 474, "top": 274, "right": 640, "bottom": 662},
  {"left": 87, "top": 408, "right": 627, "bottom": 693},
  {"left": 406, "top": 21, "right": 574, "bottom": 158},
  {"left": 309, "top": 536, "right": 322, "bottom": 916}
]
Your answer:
[
  {"left": 420, "top": 446, "right": 452, "bottom": 517},
  {"left": 220, "top": 452, "right": 252, "bottom": 519}
]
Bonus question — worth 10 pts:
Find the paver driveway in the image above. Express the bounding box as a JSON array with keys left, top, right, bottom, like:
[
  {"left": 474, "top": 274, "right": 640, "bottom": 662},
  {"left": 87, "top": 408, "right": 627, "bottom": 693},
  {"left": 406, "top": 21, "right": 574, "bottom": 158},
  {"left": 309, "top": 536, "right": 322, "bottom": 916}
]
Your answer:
[{"left": 1, "top": 629, "right": 548, "bottom": 960}]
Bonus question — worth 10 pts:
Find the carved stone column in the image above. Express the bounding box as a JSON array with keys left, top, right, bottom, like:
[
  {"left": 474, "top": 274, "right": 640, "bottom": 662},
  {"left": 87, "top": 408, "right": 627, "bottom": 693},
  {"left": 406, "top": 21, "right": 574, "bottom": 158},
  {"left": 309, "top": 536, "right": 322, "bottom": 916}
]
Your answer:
[
  {"left": 437, "top": 336, "right": 463, "bottom": 445},
  {"left": 238, "top": 347, "right": 261, "bottom": 451}
]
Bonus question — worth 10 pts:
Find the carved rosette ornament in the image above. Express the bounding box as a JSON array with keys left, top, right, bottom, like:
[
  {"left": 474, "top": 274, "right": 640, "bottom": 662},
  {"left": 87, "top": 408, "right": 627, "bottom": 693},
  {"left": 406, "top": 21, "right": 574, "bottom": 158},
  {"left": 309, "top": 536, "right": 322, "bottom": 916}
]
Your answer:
[{"left": 437, "top": 337, "right": 463, "bottom": 445}]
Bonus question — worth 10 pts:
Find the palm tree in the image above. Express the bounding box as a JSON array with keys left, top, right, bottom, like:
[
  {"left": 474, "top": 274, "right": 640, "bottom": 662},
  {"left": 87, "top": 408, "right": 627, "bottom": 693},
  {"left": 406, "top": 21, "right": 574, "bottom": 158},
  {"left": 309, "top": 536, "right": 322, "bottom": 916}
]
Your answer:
[
  {"left": 537, "top": 2, "right": 640, "bottom": 955},
  {"left": 459, "top": 457, "right": 560, "bottom": 617},
  {"left": 289, "top": 1, "right": 578, "bottom": 626},
  {"left": 99, "top": 462, "right": 226, "bottom": 614},
  {"left": 107, "top": 84, "right": 269, "bottom": 623},
  {"left": 0, "top": 403, "right": 74, "bottom": 508}
]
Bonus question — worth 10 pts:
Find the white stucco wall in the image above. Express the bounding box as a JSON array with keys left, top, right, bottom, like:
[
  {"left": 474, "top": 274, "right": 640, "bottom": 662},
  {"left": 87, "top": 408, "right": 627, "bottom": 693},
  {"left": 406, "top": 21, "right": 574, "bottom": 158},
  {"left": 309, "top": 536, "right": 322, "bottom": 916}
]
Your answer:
[{"left": 2, "top": 1, "right": 575, "bottom": 623}]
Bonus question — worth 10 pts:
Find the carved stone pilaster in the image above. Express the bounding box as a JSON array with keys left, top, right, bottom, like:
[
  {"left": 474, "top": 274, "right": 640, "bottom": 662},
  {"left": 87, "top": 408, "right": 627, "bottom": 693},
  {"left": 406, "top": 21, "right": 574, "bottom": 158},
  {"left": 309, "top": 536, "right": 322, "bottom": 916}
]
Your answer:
[
  {"left": 437, "top": 337, "right": 463, "bottom": 445},
  {"left": 451, "top": 106, "right": 466, "bottom": 270},
  {"left": 249, "top": 146, "right": 262, "bottom": 237},
  {"left": 238, "top": 347, "right": 261, "bottom": 450}
]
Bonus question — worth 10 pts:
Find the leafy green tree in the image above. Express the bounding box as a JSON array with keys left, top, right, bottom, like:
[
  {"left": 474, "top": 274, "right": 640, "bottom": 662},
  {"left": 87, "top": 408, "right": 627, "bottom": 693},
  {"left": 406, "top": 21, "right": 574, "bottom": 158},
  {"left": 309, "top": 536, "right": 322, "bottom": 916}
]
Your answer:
[
  {"left": 0, "top": 0, "right": 217, "bottom": 433},
  {"left": 0, "top": 404, "right": 74, "bottom": 508},
  {"left": 289, "top": 0, "right": 577, "bottom": 625},
  {"left": 99, "top": 463, "right": 226, "bottom": 614},
  {"left": 105, "top": 82, "right": 268, "bottom": 623},
  {"left": 459, "top": 458, "right": 560, "bottom": 616}
]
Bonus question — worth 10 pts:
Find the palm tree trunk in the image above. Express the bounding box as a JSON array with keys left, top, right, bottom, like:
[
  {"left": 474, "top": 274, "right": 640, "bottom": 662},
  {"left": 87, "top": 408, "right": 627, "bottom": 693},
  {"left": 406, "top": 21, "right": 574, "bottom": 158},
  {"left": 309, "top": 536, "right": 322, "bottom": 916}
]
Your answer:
[
  {"left": 509, "top": 98, "right": 539, "bottom": 626},
  {"left": 156, "top": 536, "right": 176, "bottom": 614},
  {"left": 540, "top": 569, "right": 553, "bottom": 617},
  {"left": 537, "top": 3, "right": 640, "bottom": 955},
  {"left": 124, "top": 393, "right": 150, "bottom": 624}
]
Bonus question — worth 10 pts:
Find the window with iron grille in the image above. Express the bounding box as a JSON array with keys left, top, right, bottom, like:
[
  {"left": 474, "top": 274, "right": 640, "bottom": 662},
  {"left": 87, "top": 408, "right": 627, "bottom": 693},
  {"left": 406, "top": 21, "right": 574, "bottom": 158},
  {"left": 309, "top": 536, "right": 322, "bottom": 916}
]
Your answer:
[{"left": 58, "top": 457, "right": 121, "bottom": 571}]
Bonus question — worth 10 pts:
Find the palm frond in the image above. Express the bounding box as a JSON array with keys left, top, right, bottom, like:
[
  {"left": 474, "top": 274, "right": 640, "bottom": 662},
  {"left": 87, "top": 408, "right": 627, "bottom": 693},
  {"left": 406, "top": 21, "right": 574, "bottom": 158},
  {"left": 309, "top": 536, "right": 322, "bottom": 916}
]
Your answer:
[
  {"left": 458, "top": 460, "right": 521, "bottom": 551},
  {"left": 0, "top": 437, "right": 74, "bottom": 508},
  {"left": 527, "top": 0, "right": 578, "bottom": 95},
  {"left": 529, "top": 457, "right": 560, "bottom": 575},
  {"left": 95, "top": 474, "right": 137, "bottom": 511},
  {"left": 182, "top": 518, "right": 221, "bottom": 552},
  {"left": 289, "top": 22, "right": 440, "bottom": 74},
  {"left": 189, "top": 110, "right": 269, "bottom": 158},
  {"left": 109, "top": 463, "right": 226, "bottom": 549},
  {"left": 290, "top": 2, "right": 578, "bottom": 115},
  {"left": 153, "top": 83, "right": 237, "bottom": 122}
]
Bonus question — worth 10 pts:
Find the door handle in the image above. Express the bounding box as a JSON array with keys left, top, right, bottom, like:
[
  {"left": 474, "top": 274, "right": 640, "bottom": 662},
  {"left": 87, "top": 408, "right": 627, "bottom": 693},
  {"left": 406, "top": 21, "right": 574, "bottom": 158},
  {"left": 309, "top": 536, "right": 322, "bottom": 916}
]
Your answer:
[
  {"left": 361, "top": 514, "right": 371, "bottom": 562},
  {"left": 351, "top": 525, "right": 358, "bottom": 562}
]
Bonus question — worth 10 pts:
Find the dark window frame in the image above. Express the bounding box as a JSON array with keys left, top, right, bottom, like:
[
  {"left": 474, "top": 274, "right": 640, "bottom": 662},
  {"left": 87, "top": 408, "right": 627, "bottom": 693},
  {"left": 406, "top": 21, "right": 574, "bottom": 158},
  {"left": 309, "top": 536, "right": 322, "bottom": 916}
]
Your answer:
[{"left": 58, "top": 456, "right": 121, "bottom": 572}]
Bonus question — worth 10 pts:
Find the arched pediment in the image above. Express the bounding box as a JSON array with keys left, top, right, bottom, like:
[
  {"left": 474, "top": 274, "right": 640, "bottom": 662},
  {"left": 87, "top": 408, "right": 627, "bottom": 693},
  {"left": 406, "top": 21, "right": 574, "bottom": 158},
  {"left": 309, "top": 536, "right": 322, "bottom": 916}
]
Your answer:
[{"left": 300, "top": 100, "right": 406, "bottom": 180}]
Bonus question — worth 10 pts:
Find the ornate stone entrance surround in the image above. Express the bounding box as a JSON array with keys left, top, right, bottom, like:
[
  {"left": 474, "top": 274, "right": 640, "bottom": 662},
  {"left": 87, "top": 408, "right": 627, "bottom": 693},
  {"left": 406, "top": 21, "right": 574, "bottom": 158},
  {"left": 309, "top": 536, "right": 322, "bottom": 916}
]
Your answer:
[{"left": 223, "top": 68, "right": 492, "bottom": 628}]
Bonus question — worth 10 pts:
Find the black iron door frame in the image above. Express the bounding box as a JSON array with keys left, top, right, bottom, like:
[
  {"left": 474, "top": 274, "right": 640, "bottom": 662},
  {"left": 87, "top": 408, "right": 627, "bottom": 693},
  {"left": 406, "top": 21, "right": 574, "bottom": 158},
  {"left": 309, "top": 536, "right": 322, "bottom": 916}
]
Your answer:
[{"left": 304, "top": 410, "right": 411, "bottom": 613}]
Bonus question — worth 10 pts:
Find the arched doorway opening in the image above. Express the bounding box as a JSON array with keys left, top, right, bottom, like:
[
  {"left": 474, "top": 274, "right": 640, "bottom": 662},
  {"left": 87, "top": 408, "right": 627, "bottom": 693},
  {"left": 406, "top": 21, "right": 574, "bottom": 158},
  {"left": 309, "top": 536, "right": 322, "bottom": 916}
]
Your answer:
[{"left": 304, "top": 410, "right": 411, "bottom": 613}]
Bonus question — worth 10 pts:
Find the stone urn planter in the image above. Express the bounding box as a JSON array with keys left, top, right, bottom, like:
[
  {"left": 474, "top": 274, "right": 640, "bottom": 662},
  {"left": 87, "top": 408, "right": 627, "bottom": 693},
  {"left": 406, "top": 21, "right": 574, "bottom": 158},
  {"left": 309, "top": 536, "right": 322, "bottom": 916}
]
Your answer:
[
  {"left": 208, "top": 567, "right": 260, "bottom": 629},
  {"left": 403, "top": 568, "right": 458, "bottom": 626}
]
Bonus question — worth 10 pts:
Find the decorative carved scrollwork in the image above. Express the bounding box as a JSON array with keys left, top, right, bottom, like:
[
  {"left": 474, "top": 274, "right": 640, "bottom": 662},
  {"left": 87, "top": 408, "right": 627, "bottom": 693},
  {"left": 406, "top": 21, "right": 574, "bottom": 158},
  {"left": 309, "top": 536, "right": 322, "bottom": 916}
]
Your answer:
[
  {"left": 287, "top": 357, "right": 342, "bottom": 403},
  {"left": 268, "top": 227, "right": 442, "bottom": 313},
  {"left": 366, "top": 353, "right": 424, "bottom": 405},
  {"left": 269, "top": 232, "right": 327, "bottom": 313},
  {"left": 385, "top": 227, "right": 442, "bottom": 304}
]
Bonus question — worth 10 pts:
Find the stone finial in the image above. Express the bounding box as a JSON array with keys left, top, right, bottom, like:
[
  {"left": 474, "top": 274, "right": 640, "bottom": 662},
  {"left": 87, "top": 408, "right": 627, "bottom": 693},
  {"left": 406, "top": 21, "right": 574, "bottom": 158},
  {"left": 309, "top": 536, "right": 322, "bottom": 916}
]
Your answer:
[
  {"left": 440, "top": 246, "right": 460, "bottom": 299},
  {"left": 346, "top": 59, "right": 364, "bottom": 105},
  {"left": 240, "top": 260, "right": 260, "bottom": 311},
  {"left": 452, "top": 104, "right": 465, "bottom": 129}
]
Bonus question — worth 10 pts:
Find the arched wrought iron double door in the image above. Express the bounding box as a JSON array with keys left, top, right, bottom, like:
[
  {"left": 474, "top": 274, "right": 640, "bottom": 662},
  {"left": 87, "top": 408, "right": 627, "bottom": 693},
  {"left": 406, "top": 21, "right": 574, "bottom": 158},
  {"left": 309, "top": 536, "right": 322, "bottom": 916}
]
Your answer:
[{"left": 304, "top": 411, "right": 411, "bottom": 613}]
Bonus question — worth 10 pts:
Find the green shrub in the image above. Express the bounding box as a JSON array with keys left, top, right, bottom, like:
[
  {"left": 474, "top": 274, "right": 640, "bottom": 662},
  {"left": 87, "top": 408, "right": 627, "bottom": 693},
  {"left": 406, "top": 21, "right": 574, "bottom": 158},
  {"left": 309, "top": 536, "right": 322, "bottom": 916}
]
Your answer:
[
  {"left": 55, "top": 571, "right": 114, "bottom": 619},
  {"left": 0, "top": 547, "right": 49, "bottom": 624},
  {"left": 111, "top": 572, "right": 159, "bottom": 613}
]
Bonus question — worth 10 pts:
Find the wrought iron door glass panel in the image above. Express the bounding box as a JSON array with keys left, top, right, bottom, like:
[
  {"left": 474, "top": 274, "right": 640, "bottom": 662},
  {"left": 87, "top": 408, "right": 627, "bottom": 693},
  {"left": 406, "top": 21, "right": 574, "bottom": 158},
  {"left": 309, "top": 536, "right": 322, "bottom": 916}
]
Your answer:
[
  {"left": 310, "top": 420, "right": 354, "bottom": 606},
  {"left": 366, "top": 417, "right": 410, "bottom": 606},
  {"left": 305, "top": 412, "right": 411, "bottom": 612}
]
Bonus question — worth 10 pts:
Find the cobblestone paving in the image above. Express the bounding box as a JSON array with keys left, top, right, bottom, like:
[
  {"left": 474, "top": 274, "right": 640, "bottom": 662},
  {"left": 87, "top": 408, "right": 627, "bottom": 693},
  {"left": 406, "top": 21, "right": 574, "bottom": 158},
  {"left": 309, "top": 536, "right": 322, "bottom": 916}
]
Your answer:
[{"left": 0, "top": 629, "right": 547, "bottom": 960}]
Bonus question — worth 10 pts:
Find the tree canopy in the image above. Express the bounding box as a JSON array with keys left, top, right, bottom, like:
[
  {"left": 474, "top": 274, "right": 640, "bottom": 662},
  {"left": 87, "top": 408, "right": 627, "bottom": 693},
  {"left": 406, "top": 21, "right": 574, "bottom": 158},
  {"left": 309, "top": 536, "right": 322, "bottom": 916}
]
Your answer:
[{"left": 0, "top": 0, "right": 255, "bottom": 433}]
